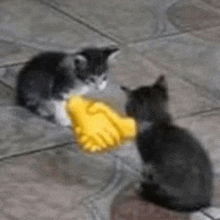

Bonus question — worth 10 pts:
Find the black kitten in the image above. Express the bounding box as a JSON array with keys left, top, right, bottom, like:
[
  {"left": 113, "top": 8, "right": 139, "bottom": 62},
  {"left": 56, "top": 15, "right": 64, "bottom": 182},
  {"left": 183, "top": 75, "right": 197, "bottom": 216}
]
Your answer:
[
  {"left": 121, "top": 76, "right": 213, "bottom": 212},
  {"left": 16, "top": 46, "right": 119, "bottom": 126}
]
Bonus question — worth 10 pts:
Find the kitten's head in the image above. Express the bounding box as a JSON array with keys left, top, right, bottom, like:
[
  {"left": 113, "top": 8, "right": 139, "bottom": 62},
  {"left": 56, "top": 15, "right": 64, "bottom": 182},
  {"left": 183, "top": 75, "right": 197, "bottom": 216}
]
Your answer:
[
  {"left": 121, "top": 75, "right": 169, "bottom": 123},
  {"left": 73, "top": 46, "right": 119, "bottom": 90}
]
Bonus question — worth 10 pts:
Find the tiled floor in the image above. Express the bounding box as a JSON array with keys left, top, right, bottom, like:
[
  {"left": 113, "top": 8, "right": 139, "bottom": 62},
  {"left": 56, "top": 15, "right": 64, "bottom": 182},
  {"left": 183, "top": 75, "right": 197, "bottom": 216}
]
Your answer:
[{"left": 0, "top": 0, "right": 220, "bottom": 219}]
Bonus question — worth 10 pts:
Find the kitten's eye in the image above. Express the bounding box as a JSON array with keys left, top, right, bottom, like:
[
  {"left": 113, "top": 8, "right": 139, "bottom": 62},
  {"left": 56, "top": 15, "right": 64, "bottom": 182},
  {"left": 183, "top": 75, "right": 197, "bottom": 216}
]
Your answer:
[{"left": 103, "top": 75, "right": 107, "bottom": 80}]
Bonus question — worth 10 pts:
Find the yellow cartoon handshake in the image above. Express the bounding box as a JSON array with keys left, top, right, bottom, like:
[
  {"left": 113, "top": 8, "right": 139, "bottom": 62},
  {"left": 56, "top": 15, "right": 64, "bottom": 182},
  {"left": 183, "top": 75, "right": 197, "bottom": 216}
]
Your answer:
[{"left": 65, "top": 95, "right": 137, "bottom": 154}]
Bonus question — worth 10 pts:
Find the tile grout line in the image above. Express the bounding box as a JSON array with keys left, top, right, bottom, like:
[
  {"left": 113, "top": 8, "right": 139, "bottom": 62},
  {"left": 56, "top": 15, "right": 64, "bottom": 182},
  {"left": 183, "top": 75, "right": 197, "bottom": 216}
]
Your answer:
[
  {"left": 196, "top": 0, "right": 220, "bottom": 15},
  {"left": 130, "top": 0, "right": 220, "bottom": 44},
  {"left": 0, "top": 61, "right": 27, "bottom": 69},
  {"left": 202, "top": 209, "right": 217, "bottom": 220},
  {"left": 174, "top": 107, "right": 220, "bottom": 120},
  {"left": 37, "top": 0, "right": 123, "bottom": 45},
  {"left": 38, "top": 0, "right": 220, "bottom": 46},
  {"left": 180, "top": 76, "right": 220, "bottom": 106},
  {"left": 0, "top": 141, "right": 75, "bottom": 163},
  {"left": 1, "top": 0, "right": 220, "bottom": 50},
  {"left": 0, "top": 80, "right": 14, "bottom": 91},
  {"left": 129, "top": 22, "right": 220, "bottom": 44}
]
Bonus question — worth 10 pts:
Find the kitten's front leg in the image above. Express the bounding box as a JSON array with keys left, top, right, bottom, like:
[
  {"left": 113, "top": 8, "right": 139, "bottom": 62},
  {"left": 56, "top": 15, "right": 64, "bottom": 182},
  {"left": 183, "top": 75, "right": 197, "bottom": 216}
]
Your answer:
[
  {"left": 52, "top": 86, "right": 90, "bottom": 127},
  {"left": 52, "top": 99, "right": 71, "bottom": 127}
]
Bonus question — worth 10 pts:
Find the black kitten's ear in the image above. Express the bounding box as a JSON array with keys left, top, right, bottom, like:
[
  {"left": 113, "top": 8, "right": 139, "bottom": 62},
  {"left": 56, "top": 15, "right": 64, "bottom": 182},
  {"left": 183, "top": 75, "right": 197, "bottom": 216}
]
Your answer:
[
  {"left": 154, "top": 75, "right": 167, "bottom": 90},
  {"left": 121, "top": 85, "right": 131, "bottom": 95},
  {"left": 103, "top": 46, "right": 119, "bottom": 59},
  {"left": 73, "top": 55, "right": 87, "bottom": 71}
]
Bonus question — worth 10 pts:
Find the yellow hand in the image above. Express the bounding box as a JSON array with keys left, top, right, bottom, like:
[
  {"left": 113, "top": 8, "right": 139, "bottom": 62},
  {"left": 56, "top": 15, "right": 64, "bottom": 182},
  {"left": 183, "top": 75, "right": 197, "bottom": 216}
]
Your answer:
[
  {"left": 66, "top": 95, "right": 137, "bottom": 154},
  {"left": 66, "top": 96, "right": 121, "bottom": 152},
  {"left": 88, "top": 102, "right": 136, "bottom": 141}
]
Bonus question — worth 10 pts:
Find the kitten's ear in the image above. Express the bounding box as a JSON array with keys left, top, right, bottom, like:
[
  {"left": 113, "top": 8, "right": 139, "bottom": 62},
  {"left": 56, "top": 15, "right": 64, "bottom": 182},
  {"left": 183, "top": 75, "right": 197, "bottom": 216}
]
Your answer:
[
  {"left": 153, "top": 75, "right": 167, "bottom": 90},
  {"left": 103, "top": 46, "right": 119, "bottom": 59},
  {"left": 121, "top": 85, "right": 131, "bottom": 95},
  {"left": 73, "top": 55, "right": 87, "bottom": 71}
]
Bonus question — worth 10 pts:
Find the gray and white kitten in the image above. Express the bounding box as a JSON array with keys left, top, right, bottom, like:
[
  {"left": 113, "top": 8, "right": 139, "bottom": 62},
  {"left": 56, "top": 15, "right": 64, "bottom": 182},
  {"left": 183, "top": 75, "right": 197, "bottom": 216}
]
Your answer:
[
  {"left": 16, "top": 46, "right": 119, "bottom": 126},
  {"left": 121, "top": 75, "right": 213, "bottom": 212}
]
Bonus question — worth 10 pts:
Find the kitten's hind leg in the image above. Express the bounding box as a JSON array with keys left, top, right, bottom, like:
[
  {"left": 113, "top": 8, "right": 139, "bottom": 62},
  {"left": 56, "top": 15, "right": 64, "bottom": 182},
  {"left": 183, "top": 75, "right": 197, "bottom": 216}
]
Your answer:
[{"left": 36, "top": 100, "right": 56, "bottom": 123}]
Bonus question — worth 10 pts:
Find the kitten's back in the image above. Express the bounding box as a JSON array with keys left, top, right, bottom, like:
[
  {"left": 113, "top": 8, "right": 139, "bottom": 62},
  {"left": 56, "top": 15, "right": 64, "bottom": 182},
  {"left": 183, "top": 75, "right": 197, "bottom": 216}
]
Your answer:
[{"left": 138, "top": 122, "right": 213, "bottom": 211}]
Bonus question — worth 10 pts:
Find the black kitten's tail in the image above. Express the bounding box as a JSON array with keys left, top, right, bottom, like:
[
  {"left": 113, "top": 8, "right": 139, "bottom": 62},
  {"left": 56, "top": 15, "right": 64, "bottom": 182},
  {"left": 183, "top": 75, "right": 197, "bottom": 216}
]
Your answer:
[{"left": 138, "top": 183, "right": 211, "bottom": 212}]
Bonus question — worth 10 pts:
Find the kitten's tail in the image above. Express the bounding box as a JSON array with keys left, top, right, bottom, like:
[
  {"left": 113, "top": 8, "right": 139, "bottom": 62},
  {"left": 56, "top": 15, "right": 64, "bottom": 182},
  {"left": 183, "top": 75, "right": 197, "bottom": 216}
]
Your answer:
[{"left": 139, "top": 183, "right": 211, "bottom": 212}]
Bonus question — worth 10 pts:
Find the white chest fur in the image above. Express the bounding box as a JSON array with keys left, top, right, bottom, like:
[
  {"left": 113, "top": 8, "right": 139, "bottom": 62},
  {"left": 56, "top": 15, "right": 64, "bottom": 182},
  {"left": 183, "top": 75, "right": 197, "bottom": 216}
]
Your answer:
[{"left": 52, "top": 86, "right": 91, "bottom": 126}]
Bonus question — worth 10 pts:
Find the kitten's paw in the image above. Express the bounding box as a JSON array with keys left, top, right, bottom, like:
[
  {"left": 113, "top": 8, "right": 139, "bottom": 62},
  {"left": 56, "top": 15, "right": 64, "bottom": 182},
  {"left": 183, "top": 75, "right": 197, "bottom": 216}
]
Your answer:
[
  {"left": 37, "top": 105, "right": 52, "bottom": 118},
  {"left": 98, "top": 80, "right": 107, "bottom": 90},
  {"left": 56, "top": 117, "right": 71, "bottom": 127},
  {"left": 52, "top": 99, "right": 71, "bottom": 127}
]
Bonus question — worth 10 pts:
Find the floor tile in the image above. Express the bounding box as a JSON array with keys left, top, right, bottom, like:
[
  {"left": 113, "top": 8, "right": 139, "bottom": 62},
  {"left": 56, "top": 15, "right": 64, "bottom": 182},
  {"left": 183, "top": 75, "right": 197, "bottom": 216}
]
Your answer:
[
  {"left": 190, "top": 212, "right": 212, "bottom": 220},
  {"left": 42, "top": 0, "right": 181, "bottom": 43},
  {"left": 201, "top": 0, "right": 220, "bottom": 9},
  {"left": 0, "top": 105, "right": 73, "bottom": 159},
  {"left": 0, "top": 82, "right": 15, "bottom": 103},
  {"left": 0, "top": 147, "right": 114, "bottom": 220},
  {"left": 166, "top": 0, "right": 220, "bottom": 32},
  {"left": 176, "top": 110, "right": 220, "bottom": 169},
  {"left": 110, "top": 183, "right": 189, "bottom": 220},
  {"left": 0, "top": 39, "right": 38, "bottom": 66},
  {"left": 43, "top": 0, "right": 220, "bottom": 43},
  {"left": 176, "top": 110, "right": 220, "bottom": 206},
  {"left": 166, "top": 77, "right": 218, "bottom": 118},
  {"left": 213, "top": 176, "right": 220, "bottom": 207},
  {"left": 0, "top": 0, "right": 114, "bottom": 53},
  {"left": 203, "top": 207, "right": 220, "bottom": 219},
  {"left": 109, "top": 47, "right": 160, "bottom": 86},
  {"left": 131, "top": 26, "right": 220, "bottom": 103},
  {"left": 0, "top": 65, "right": 23, "bottom": 89}
]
